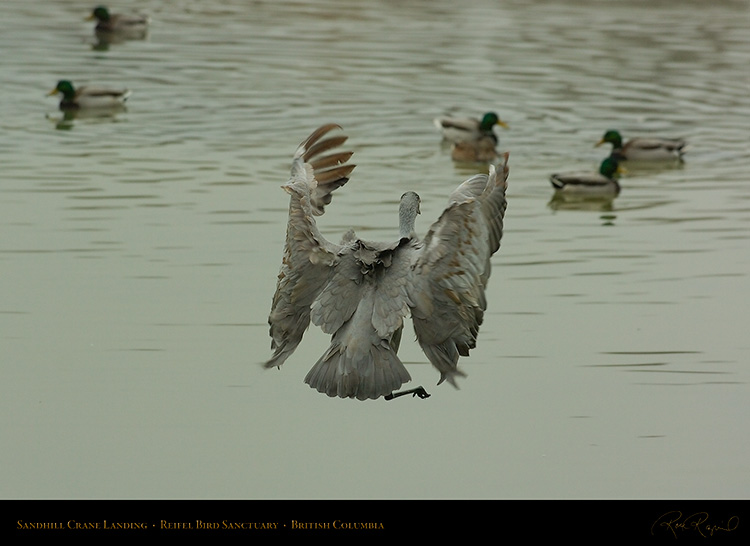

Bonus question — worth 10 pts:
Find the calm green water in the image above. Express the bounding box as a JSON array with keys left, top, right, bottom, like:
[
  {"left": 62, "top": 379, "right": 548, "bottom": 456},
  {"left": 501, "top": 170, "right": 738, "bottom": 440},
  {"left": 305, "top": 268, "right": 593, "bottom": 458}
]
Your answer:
[{"left": 1, "top": 0, "right": 749, "bottom": 499}]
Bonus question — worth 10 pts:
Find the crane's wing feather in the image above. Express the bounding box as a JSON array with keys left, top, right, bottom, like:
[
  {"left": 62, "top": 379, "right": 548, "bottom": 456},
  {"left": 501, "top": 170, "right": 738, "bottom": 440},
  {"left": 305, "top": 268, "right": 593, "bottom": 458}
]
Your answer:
[
  {"left": 409, "top": 154, "right": 509, "bottom": 386},
  {"left": 265, "top": 124, "right": 356, "bottom": 369}
]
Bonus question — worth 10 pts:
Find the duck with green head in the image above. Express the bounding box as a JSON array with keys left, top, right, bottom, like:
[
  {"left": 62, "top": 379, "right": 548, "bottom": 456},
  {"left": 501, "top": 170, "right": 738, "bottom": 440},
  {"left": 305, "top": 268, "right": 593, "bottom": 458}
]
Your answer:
[
  {"left": 48, "top": 80, "right": 132, "bottom": 110},
  {"left": 550, "top": 156, "right": 624, "bottom": 195},
  {"left": 596, "top": 129, "right": 686, "bottom": 161},
  {"left": 434, "top": 111, "right": 509, "bottom": 145},
  {"left": 87, "top": 5, "right": 150, "bottom": 33}
]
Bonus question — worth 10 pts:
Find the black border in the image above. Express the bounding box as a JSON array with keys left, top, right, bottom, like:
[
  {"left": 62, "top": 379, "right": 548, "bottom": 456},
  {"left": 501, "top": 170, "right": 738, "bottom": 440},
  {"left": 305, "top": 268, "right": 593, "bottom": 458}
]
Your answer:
[{"left": 3, "top": 499, "right": 748, "bottom": 542}]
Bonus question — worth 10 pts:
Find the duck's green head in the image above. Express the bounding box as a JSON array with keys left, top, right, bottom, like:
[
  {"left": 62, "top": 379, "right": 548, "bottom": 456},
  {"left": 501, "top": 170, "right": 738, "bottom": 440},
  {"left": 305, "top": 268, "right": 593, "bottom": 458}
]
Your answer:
[
  {"left": 596, "top": 130, "right": 623, "bottom": 149},
  {"left": 599, "top": 156, "right": 624, "bottom": 178},
  {"left": 479, "top": 112, "right": 509, "bottom": 131},
  {"left": 48, "top": 80, "right": 76, "bottom": 99},
  {"left": 87, "top": 6, "right": 111, "bottom": 22}
]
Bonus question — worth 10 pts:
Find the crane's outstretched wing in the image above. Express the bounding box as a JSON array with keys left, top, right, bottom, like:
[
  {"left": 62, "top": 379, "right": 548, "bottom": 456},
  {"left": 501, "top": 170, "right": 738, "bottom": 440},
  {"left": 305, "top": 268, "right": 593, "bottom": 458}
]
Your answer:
[
  {"left": 265, "top": 124, "right": 356, "bottom": 369},
  {"left": 408, "top": 153, "right": 509, "bottom": 386}
]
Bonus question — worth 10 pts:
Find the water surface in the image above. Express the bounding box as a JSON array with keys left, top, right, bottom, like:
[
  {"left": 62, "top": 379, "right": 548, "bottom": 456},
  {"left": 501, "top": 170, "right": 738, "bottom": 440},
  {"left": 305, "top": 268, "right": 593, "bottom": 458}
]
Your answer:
[{"left": 1, "top": 0, "right": 749, "bottom": 499}]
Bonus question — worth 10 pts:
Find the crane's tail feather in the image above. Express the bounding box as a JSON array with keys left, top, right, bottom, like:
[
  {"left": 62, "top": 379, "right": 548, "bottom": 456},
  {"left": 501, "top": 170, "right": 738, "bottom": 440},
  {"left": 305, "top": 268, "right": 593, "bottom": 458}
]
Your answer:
[{"left": 304, "top": 341, "right": 411, "bottom": 400}]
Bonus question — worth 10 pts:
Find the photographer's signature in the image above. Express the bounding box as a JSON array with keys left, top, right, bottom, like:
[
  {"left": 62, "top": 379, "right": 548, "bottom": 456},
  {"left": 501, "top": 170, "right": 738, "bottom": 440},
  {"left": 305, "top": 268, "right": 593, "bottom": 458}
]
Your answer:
[{"left": 651, "top": 511, "right": 739, "bottom": 538}]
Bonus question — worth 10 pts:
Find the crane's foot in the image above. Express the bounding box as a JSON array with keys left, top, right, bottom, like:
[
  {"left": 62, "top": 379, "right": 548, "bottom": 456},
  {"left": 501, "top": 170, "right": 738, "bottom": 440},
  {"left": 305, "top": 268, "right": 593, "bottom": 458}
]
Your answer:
[{"left": 384, "top": 386, "right": 431, "bottom": 401}]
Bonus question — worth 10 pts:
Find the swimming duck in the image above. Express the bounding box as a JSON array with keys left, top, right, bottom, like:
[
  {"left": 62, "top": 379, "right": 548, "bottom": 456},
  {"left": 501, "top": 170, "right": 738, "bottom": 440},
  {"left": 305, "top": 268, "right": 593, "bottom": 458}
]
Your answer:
[
  {"left": 434, "top": 112, "right": 508, "bottom": 144},
  {"left": 550, "top": 157, "right": 623, "bottom": 195},
  {"left": 450, "top": 135, "right": 500, "bottom": 163},
  {"left": 86, "top": 5, "right": 150, "bottom": 33},
  {"left": 48, "top": 80, "right": 132, "bottom": 110},
  {"left": 595, "top": 129, "right": 686, "bottom": 161}
]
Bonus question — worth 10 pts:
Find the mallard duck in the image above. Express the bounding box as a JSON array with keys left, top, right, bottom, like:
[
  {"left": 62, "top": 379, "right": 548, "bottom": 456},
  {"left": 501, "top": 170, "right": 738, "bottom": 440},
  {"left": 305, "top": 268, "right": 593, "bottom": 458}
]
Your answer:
[
  {"left": 265, "top": 124, "right": 509, "bottom": 400},
  {"left": 434, "top": 111, "right": 508, "bottom": 144},
  {"left": 595, "top": 129, "right": 686, "bottom": 161},
  {"left": 48, "top": 80, "right": 132, "bottom": 110},
  {"left": 450, "top": 135, "right": 500, "bottom": 163},
  {"left": 86, "top": 5, "right": 150, "bottom": 33},
  {"left": 550, "top": 157, "right": 623, "bottom": 195}
]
